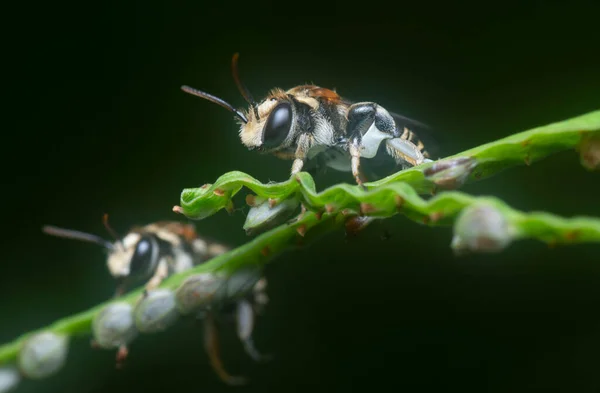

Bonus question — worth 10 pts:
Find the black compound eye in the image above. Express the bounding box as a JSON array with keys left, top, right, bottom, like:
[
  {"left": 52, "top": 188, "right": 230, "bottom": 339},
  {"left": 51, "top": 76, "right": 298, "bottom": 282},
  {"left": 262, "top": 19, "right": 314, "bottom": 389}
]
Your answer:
[
  {"left": 129, "top": 235, "right": 157, "bottom": 278},
  {"left": 263, "top": 102, "right": 292, "bottom": 148}
]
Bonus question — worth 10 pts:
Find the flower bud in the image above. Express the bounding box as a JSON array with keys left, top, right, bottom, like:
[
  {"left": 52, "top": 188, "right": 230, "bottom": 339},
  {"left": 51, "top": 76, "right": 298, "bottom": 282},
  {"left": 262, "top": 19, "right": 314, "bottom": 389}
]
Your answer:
[
  {"left": 175, "top": 273, "right": 224, "bottom": 314},
  {"left": 134, "top": 289, "right": 179, "bottom": 333},
  {"left": 243, "top": 197, "right": 299, "bottom": 236},
  {"left": 92, "top": 302, "right": 137, "bottom": 349},
  {"left": 424, "top": 157, "right": 477, "bottom": 190},
  {"left": 579, "top": 135, "right": 600, "bottom": 171},
  {"left": 213, "top": 266, "right": 262, "bottom": 306},
  {"left": 451, "top": 204, "right": 513, "bottom": 254},
  {"left": 18, "top": 332, "right": 68, "bottom": 379},
  {"left": 0, "top": 367, "right": 20, "bottom": 392}
]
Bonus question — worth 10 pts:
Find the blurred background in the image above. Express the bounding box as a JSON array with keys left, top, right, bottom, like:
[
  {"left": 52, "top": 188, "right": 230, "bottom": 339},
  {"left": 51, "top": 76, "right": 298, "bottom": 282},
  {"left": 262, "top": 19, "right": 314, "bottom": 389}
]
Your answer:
[{"left": 2, "top": 1, "right": 600, "bottom": 392}]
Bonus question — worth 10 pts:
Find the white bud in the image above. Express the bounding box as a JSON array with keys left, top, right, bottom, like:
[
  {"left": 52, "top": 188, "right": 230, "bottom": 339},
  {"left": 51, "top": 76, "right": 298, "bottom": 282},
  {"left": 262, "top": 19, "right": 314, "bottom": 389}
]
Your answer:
[
  {"left": 243, "top": 198, "right": 299, "bottom": 236},
  {"left": 213, "top": 267, "right": 262, "bottom": 306},
  {"left": 0, "top": 367, "right": 20, "bottom": 392},
  {"left": 451, "top": 204, "right": 513, "bottom": 254},
  {"left": 424, "top": 157, "right": 477, "bottom": 190},
  {"left": 18, "top": 332, "right": 68, "bottom": 379},
  {"left": 134, "top": 289, "right": 179, "bottom": 333},
  {"left": 92, "top": 302, "right": 137, "bottom": 349},
  {"left": 175, "top": 273, "right": 224, "bottom": 314}
]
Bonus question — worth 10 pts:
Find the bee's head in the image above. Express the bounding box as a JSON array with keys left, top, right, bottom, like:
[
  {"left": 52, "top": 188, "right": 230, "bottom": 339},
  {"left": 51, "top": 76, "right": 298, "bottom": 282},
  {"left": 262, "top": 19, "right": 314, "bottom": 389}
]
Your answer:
[
  {"left": 106, "top": 232, "right": 159, "bottom": 282},
  {"left": 42, "top": 215, "right": 160, "bottom": 286},
  {"left": 239, "top": 90, "right": 295, "bottom": 153},
  {"left": 181, "top": 53, "right": 295, "bottom": 154}
]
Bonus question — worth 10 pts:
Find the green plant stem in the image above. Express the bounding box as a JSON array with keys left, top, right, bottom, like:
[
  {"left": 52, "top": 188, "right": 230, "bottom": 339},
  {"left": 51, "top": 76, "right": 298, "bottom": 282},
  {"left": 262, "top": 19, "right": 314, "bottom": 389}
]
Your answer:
[
  {"left": 179, "top": 109, "right": 600, "bottom": 220},
  {"left": 2, "top": 110, "right": 599, "bottom": 366},
  {"left": 3, "top": 183, "right": 600, "bottom": 364},
  {"left": 369, "top": 109, "right": 600, "bottom": 192},
  {"left": 0, "top": 211, "right": 340, "bottom": 365}
]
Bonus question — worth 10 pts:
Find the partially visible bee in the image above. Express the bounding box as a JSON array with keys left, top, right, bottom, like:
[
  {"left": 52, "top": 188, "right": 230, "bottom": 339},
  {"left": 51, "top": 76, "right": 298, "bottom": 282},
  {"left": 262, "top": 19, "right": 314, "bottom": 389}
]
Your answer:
[
  {"left": 42, "top": 216, "right": 269, "bottom": 385},
  {"left": 43, "top": 216, "right": 228, "bottom": 295},
  {"left": 181, "top": 53, "right": 435, "bottom": 186}
]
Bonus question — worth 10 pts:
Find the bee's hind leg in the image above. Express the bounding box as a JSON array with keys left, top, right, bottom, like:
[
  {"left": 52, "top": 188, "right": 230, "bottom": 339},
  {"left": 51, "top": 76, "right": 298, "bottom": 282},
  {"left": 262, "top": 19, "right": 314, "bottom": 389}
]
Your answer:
[
  {"left": 251, "top": 277, "right": 269, "bottom": 316},
  {"left": 235, "top": 299, "right": 273, "bottom": 362},
  {"left": 386, "top": 137, "right": 432, "bottom": 168},
  {"left": 204, "top": 311, "right": 248, "bottom": 386}
]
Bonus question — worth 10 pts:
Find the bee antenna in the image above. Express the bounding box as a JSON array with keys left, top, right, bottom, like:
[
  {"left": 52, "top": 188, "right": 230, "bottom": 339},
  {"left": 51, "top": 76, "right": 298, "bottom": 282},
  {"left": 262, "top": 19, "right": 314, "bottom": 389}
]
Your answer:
[
  {"left": 103, "top": 214, "right": 125, "bottom": 251},
  {"left": 42, "top": 225, "right": 114, "bottom": 250},
  {"left": 231, "top": 53, "right": 260, "bottom": 121},
  {"left": 180, "top": 85, "right": 248, "bottom": 124}
]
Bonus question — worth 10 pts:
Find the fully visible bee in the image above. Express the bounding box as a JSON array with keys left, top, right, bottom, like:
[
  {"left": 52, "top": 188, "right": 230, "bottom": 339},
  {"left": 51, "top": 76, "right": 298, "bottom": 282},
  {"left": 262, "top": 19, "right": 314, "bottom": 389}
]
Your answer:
[
  {"left": 42, "top": 217, "right": 269, "bottom": 385},
  {"left": 181, "top": 53, "right": 435, "bottom": 186}
]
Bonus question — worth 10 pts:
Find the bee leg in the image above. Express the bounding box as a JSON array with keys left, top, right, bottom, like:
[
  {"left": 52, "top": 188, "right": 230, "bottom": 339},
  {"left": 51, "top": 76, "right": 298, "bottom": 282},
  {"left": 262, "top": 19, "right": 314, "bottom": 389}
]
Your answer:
[
  {"left": 252, "top": 277, "right": 269, "bottom": 315},
  {"left": 346, "top": 102, "right": 375, "bottom": 187},
  {"left": 291, "top": 159, "right": 304, "bottom": 174},
  {"left": 204, "top": 311, "right": 248, "bottom": 386},
  {"left": 285, "top": 203, "right": 307, "bottom": 224},
  {"left": 397, "top": 126, "right": 434, "bottom": 162},
  {"left": 207, "top": 242, "right": 230, "bottom": 258},
  {"left": 235, "top": 299, "right": 273, "bottom": 362},
  {"left": 112, "top": 284, "right": 126, "bottom": 298},
  {"left": 349, "top": 141, "right": 367, "bottom": 189},
  {"left": 290, "top": 133, "right": 313, "bottom": 175},
  {"left": 144, "top": 260, "right": 169, "bottom": 292},
  {"left": 115, "top": 344, "right": 129, "bottom": 369},
  {"left": 385, "top": 136, "right": 428, "bottom": 167}
]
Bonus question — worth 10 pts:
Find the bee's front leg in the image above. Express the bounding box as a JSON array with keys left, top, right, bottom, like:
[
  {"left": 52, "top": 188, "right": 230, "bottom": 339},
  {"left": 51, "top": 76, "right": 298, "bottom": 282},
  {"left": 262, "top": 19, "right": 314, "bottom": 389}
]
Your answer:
[
  {"left": 113, "top": 281, "right": 127, "bottom": 298},
  {"left": 349, "top": 141, "right": 366, "bottom": 187},
  {"left": 290, "top": 133, "right": 313, "bottom": 175},
  {"left": 144, "top": 260, "right": 169, "bottom": 292}
]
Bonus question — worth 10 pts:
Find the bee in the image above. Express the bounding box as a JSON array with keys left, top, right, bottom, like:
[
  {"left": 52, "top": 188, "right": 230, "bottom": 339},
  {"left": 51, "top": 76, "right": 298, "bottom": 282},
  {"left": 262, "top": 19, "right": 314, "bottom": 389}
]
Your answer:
[
  {"left": 181, "top": 53, "right": 435, "bottom": 186},
  {"left": 42, "top": 216, "right": 269, "bottom": 385},
  {"left": 43, "top": 216, "right": 228, "bottom": 295}
]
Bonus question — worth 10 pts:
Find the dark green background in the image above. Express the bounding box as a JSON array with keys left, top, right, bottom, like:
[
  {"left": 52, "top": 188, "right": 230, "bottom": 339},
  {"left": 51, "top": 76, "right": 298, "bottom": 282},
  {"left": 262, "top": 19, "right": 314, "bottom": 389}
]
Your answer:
[{"left": 3, "top": 1, "right": 600, "bottom": 392}]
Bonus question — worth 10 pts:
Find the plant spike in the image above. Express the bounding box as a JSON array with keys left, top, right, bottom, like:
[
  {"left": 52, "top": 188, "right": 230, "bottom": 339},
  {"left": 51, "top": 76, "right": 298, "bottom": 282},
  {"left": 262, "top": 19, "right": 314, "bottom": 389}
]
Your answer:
[{"left": 1, "top": 108, "right": 599, "bottom": 382}]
